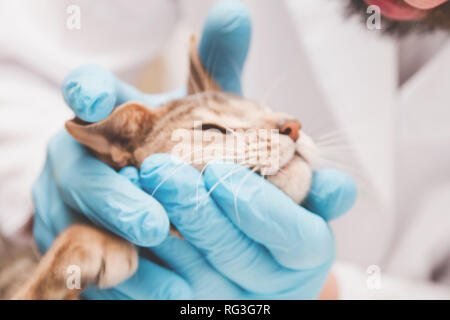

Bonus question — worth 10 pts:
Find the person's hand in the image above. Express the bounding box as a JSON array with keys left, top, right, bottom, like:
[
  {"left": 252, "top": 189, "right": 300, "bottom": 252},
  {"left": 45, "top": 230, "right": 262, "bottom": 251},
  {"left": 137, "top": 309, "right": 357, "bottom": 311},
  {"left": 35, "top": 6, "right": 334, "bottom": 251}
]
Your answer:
[
  {"left": 117, "top": 155, "right": 357, "bottom": 299},
  {"left": 33, "top": 0, "right": 251, "bottom": 299}
]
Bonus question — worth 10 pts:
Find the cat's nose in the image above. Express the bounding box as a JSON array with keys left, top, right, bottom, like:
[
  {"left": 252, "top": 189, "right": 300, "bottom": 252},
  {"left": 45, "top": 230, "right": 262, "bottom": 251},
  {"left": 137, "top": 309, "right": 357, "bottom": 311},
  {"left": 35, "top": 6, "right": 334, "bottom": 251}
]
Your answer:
[{"left": 279, "top": 120, "right": 302, "bottom": 142}]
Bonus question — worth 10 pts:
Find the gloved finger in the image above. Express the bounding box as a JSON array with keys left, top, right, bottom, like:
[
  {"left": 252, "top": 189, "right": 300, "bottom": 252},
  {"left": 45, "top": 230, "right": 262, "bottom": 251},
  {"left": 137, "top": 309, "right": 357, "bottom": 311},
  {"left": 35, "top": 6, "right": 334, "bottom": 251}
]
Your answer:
[
  {"left": 62, "top": 1, "right": 251, "bottom": 122},
  {"left": 154, "top": 236, "right": 330, "bottom": 300},
  {"left": 302, "top": 169, "right": 357, "bottom": 221},
  {"left": 139, "top": 154, "right": 310, "bottom": 294},
  {"left": 33, "top": 173, "right": 85, "bottom": 254},
  {"left": 47, "top": 130, "right": 169, "bottom": 247},
  {"left": 151, "top": 236, "right": 243, "bottom": 299},
  {"left": 119, "top": 166, "right": 142, "bottom": 188},
  {"left": 199, "top": 0, "right": 251, "bottom": 95},
  {"left": 116, "top": 84, "right": 186, "bottom": 110},
  {"left": 62, "top": 64, "right": 186, "bottom": 122},
  {"left": 32, "top": 152, "right": 91, "bottom": 254},
  {"left": 245, "top": 259, "right": 333, "bottom": 300},
  {"left": 203, "top": 162, "right": 335, "bottom": 270},
  {"left": 82, "top": 256, "right": 193, "bottom": 300}
]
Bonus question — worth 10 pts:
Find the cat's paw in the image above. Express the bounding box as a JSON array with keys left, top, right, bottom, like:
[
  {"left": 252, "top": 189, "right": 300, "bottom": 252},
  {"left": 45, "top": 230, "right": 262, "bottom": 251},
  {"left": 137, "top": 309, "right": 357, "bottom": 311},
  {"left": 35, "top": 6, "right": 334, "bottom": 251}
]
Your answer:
[{"left": 96, "top": 238, "right": 138, "bottom": 289}]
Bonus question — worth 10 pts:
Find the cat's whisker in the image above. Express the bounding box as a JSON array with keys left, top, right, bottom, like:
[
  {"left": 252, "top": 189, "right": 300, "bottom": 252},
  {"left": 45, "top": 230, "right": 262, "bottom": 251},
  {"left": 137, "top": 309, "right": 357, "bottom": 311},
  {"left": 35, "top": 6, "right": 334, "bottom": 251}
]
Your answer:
[
  {"left": 274, "top": 167, "right": 290, "bottom": 177},
  {"left": 204, "top": 164, "right": 249, "bottom": 201},
  {"left": 317, "top": 124, "right": 377, "bottom": 137},
  {"left": 316, "top": 130, "right": 348, "bottom": 141},
  {"left": 188, "top": 71, "right": 201, "bottom": 97},
  {"left": 317, "top": 138, "right": 383, "bottom": 149},
  {"left": 319, "top": 153, "right": 356, "bottom": 160},
  {"left": 150, "top": 162, "right": 192, "bottom": 197},
  {"left": 225, "top": 55, "right": 243, "bottom": 93},
  {"left": 27, "top": 32, "right": 353, "bottom": 300},
  {"left": 191, "top": 153, "right": 250, "bottom": 209},
  {"left": 317, "top": 157, "right": 373, "bottom": 194},
  {"left": 141, "top": 147, "right": 208, "bottom": 181},
  {"left": 196, "top": 147, "right": 247, "bottom": 163},
  {"left": 317, "top": 154, "right": 358, "bottom": 166},
  {"left": 315, "top": 135, "right": 350, "bottom": 145},
  {"left": 194, "top": 90, "right": 209, "bottom": 109},
  {"left": 318, "top": 146, "right": 357, "bottom": 154},
  {"left": 315, "top": 125, "right": 379, "bottom": 144},
  {"left": 316, "top": 157, "right": 367, "bottom": 184},
  {"left": 206, "top": 48, "right": 242, "bottom": 98},
  {"left": 316, "top": 134, "right": 350, "bottom": 143},
  {"left": 317, "top": 147, "right": 354, "bottom": 155},
  {"left": 147, "top": 149, "right": 255, "bottom": 210},
  {"left": 316, "top": 143, "right": 352, "bottom": 151},
  {"left": 233, "top": 165, "right": 260, "bottom": 225},
  {"left": 194, "top": 161, "right": 213, "bottom": 211},
  {"left": 306, "top": 188, "right": 330, "bottom": 199},
  {"left": 316, "top": 140, "right": 352, "bottom": 150},
  {"left": 204, "top": 43, "right": 218, "bottom": 92},
  {"left": 149, "top": 153, "right": 256, "bottom": 205}
]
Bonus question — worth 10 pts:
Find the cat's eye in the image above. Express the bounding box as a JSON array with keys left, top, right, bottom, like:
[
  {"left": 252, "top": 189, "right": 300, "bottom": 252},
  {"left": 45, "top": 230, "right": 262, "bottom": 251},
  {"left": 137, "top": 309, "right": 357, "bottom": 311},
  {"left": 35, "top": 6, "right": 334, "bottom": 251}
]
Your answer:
[{"left": 195, "top": 123, "right": 228, "bottom": 134}]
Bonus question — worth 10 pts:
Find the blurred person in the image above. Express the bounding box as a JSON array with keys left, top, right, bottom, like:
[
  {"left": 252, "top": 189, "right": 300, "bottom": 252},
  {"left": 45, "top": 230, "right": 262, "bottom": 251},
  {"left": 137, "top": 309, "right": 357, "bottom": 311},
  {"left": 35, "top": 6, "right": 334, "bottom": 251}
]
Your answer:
[
  {"left": 349, "top": 0, "right": 450, "bottom": 34},
  {"left": 1, "top": 0, "right": 450, "bottom": 299},
  {"left": 284, "top": 0, "right": 450, "bottom": 298}
]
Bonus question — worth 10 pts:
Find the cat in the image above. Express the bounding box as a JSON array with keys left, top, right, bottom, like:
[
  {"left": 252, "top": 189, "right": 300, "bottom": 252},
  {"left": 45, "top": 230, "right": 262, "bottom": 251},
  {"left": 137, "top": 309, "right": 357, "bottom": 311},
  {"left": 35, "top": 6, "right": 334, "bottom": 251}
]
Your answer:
[
  {"left": 0, "top": 234, "right": 38, "bottom": 299},
  {"left": 11, "top": 36, "right": 321, "bottom": 299}
]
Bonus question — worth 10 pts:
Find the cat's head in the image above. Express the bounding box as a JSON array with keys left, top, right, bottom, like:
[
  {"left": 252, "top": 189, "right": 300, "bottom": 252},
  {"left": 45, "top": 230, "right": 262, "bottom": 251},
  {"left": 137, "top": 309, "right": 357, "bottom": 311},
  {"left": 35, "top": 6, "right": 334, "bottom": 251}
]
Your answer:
[{"left": 66, "top": 36, "right": 318, "bottom": 203}]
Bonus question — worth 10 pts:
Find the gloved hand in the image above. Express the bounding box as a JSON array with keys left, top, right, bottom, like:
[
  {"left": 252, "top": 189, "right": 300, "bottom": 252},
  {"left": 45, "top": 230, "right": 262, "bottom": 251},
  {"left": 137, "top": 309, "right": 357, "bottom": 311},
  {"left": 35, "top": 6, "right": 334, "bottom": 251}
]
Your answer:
[
  {"left": 130, "top": 155, "right": 356, "bottom": 299},
  {"left": 34, "top": 0, "right": 357, "bottom": 299},
  {"left": 33, "top": 0, "right": 251, "bottom": 299}
]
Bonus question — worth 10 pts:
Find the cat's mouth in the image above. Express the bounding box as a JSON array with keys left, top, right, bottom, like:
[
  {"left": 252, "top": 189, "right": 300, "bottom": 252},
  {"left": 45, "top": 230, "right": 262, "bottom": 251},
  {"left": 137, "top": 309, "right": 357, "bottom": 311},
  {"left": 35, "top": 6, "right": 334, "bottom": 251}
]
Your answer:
[
  {"left": 295, "top": 132, "right": 318, "bottom": 166},
  {"left": 261, "top": 132, "right": 318, "bottom": 204},
  {"left": 254, "top": 130, "right": 317, "bottom": 177},
  {"left": 265, "top": 154, "right": 313, "bottom": 204}
]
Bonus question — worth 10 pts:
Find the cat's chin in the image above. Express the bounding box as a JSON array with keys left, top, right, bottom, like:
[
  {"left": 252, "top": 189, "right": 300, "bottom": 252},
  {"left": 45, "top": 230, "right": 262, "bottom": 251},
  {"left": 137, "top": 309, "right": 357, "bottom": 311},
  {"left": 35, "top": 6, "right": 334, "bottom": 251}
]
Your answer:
[{"left": 266, "top": 156, "right": 313, "bottom": 204}]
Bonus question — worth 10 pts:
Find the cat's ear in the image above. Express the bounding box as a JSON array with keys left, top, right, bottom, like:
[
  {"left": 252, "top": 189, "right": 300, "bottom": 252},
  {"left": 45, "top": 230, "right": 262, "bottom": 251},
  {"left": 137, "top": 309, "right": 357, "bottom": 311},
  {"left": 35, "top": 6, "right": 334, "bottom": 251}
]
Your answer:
[
  {"left": 187, "top": 35, "right": 222, "bottom": 95},
  {"left": 65, "top": 102, "right": 156, "bottom": 167}
]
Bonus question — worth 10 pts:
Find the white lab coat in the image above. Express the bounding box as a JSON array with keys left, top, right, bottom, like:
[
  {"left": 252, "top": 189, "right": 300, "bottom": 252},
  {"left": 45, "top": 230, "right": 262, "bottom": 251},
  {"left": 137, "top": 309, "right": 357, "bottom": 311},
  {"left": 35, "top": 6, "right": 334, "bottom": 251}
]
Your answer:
[
  {"left": 266, "top": 0, "right": 450, "bottom": 296},
  {"left": 0, "top": 0, "right": 449, "bottom": 298},
  {"left": 0, "top": 0, "right": 212, "bottom": 236}
]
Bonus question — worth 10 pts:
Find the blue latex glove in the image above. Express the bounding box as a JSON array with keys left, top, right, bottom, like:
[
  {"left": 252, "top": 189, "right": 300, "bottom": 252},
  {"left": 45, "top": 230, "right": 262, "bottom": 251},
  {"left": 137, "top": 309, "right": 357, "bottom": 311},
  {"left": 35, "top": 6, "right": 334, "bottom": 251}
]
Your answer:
[
  {"left": 33, "top": 0, "right": 251, "bottom": 300},
  {"left": 132, "top": 155, "right": 357, "bottom": 299}
]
